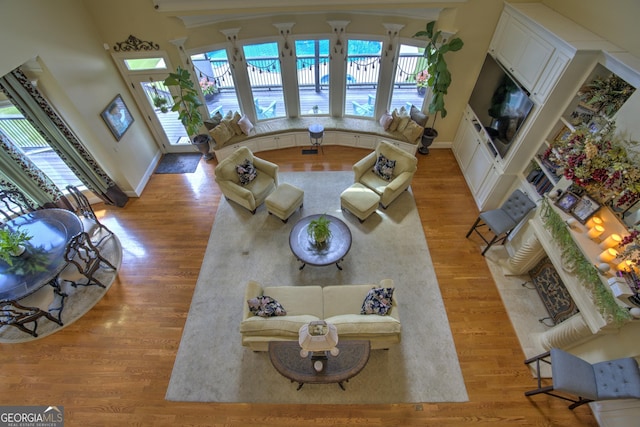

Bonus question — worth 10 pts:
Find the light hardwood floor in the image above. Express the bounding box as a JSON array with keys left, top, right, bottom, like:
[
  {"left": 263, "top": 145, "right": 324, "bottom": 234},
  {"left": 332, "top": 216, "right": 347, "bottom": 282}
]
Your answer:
[{"left": 0, "top": 147, "right": 598, "bottom": 426}]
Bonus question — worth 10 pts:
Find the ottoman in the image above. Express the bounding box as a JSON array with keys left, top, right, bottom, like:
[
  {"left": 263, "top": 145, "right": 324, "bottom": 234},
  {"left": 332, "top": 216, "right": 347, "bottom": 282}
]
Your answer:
[
  {"left": 265, "top": 183, "right": 304, "bottom": 223},
  {"left": 340, "top": 183, "right": 380, "bottom": 223}
]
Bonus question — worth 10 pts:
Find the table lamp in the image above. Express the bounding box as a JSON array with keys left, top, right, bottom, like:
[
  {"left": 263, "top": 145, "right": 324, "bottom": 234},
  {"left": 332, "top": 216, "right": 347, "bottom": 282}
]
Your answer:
[{"left": 298, "top": 321, "right": 339, "bottom": 372}]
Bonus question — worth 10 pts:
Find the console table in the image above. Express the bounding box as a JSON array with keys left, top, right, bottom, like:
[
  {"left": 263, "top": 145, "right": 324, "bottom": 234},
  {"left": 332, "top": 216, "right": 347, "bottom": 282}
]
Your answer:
[{"left": 268, "top": 340, "right": 370, "bottom": 390}]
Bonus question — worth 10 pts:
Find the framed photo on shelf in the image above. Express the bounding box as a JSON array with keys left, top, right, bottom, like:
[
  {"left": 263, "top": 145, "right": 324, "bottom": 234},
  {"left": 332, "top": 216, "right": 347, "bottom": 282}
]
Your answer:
[
  {"left": 553, "top": 125, "right": 571, "bottom": 143},
  {"left": 570, "top": 194, "right": 601, "bottom": 223},
  {"left": 556, "top": 191, "right": 580, "bottom": 212},
  {"left": 101, "top": 94, "right": 134, "bottom": 141},
  {"left": 568, "top": 104, "right": 596, "bottom": 127}
]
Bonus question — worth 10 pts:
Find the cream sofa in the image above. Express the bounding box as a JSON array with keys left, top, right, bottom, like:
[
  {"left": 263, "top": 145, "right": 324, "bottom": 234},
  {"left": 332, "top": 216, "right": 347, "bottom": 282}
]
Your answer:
[{"left": 241, "top": 279, "right": 402, "bottom": 351}]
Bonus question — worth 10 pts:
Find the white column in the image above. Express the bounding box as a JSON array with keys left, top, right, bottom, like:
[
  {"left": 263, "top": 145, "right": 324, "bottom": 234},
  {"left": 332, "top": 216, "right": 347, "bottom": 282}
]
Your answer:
[
  {"left": 500, "top": 232, "right": 546, "bottom": 275},
  {"left": 537, "top": 313, "right": 593, "bottom": 350}
]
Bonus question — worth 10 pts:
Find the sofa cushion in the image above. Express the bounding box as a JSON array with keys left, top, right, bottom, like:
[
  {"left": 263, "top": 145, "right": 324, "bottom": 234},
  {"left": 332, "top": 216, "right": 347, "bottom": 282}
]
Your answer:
[
  {"left": 263, "top": 286, "right": 324, "bottom": 318},
  {"left": 209, "top": 122, "right": 234, "bottom": 146},
  {"left": 361, "top": 287, "right": 394, "bottom": 315},
  {"left": 238, "top": 115, "right": 254, "bottom": 135},
  {"left": 388, "top": 109, "right": 400, "bottom": 132},
  {"left": 204, "top": 111, "right": 223, "bottom": 130},
  {"left": 236, "top": 159, "right": 257, "bottom": 185},
  {"left": 396, "top": 107, "right": 411, "bottom": 132},
  {"left": 247, "top": 295, "right": 287, "bottom": 317},
  {"left": 410, "top": 105, "right": 428, "bottom": 127},
  {"left": 322, "top": 284, "right": 376, "bottom": 318},
  {"left": 240, "top": 314, "right": 320, "bottom": 337},
  {"left": 324, "top": 313, "right": 401, "bottom": 336},
  {"left": 379, "top": 111, "right": 393, "bottom": 130},
  {"left": 402, "top": 120, "right": 425, "bottom": 144},
  {"left": 373, "top": 154, "right": 395, "bottom": 181},
  {"left": 230, "top": 111, "right": 243, "bottom": 135}
]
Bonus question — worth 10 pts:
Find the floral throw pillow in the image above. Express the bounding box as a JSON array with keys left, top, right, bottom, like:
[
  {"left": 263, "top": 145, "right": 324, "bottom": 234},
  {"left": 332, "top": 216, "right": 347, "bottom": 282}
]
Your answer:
[
  {"left": 361, "top": 287, "right": 394, "bottom": 315},
  {"left": 373, "top": 154, "right": 396, "bottom": 181},
  {"left": 247, "top": 295, "right": 287, "bottom": 317},
  {"left": 236, "top": 158, "right": 257, "bottom": 185}
]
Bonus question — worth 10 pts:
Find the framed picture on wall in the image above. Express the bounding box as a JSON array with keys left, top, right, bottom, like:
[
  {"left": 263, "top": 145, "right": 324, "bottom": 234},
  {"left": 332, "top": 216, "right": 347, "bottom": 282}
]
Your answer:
[
  {"left": 101, "top": 94, "right": 134, "bottom": 141},
  {"left": 571, "top": 194, "right": 601, "bottom": 223}
]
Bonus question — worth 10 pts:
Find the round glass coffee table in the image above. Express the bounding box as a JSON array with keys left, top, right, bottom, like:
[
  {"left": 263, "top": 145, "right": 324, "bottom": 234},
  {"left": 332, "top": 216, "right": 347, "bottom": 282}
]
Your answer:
[{"left": 289, "top": 214, "right": 352, "bottom": 270}]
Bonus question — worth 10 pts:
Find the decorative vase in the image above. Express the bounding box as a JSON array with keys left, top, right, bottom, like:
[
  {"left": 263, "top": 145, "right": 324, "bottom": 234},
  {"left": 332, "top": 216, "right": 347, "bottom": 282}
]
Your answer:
[
  {"left": 419, "top": 128, "right": 437, "bottom": 155},
  {"left": 417, "top": 86, "right": 426, "bottom": 96},
  {"left": 192, "top": 133, "right": 214, "bottom": 160},
  {"left": 9, "top": 244, "right": 26, "bottom": 257}
]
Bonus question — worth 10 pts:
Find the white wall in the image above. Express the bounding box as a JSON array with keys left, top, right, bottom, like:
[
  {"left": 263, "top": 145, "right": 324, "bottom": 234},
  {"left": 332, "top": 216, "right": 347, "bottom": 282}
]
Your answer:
[{"left": 0, "top": 0, "right": 159, "bottom": 196}]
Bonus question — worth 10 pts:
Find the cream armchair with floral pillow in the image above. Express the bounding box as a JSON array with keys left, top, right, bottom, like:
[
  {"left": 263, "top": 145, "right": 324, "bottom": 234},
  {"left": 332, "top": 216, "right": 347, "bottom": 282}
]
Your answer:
[
  {"left": 214, "top": 146, "right": 279, "bottom": 214},
  {"left": 353, "top": 140, "right": 418, "bottom": 208}
]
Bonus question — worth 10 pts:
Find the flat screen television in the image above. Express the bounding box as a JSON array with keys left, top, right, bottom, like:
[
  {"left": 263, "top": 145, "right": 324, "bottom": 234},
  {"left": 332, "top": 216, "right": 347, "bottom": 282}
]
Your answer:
[{"left": 468, "top": 54, "right": 535, "bottom": 158}]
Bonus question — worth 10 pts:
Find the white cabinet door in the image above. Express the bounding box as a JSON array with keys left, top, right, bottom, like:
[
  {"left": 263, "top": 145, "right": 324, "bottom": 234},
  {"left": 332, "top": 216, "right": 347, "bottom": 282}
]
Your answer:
[
  {"left": 531, "top": 51, "right": 570, "bottom": 104},
  {"left": 452, "top": 114, "right": 477, "bottom": 172},
  {"left": 465, "top": 141, "right": 494, "bottom": 196},
  {"left": 274, "top": 134, "right": 296, "bottom": 149},
  {"left": 492, "top": 13, "right": 554, "bottom": 91}
]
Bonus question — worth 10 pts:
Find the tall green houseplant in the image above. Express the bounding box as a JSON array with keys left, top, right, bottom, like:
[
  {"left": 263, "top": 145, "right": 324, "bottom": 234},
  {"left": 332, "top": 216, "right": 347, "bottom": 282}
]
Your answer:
[
  {"left": 163, "top": 66, "right": 212, "bottom": 158},
  {"left": 413, "top": 21, "right": 464, "bottom": 140}
]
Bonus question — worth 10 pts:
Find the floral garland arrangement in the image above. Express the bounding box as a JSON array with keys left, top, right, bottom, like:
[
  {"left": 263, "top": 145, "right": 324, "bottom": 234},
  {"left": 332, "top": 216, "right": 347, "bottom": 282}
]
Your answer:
[
  {"left": 543, "top": 121, "right": 640, "bottom": 208},
  {"left": 540, "top": 198, "right": 632, "bottom": 326},
  {"left": 619, "top": 226, "right": 640, "bottom": 269}
]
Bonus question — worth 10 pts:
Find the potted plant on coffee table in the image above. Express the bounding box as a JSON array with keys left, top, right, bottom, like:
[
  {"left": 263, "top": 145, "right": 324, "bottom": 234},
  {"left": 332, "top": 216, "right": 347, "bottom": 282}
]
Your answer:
[
  {"left": 413, "top": 21, "right": 464, "bottom": 154},
  {"left": 307, "top": 215, "right": 332, "bottom": 246},
  {"left": 163, "top": 66, "right": 213, "bottom": 159}
]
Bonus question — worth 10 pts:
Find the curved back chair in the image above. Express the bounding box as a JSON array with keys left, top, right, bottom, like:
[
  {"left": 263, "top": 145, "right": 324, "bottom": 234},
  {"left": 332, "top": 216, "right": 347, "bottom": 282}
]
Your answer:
[
  {"left": 0, "top": 189, "right": 38, "bottom": 225},
  {"left": 66, "top": 185, "right": 114, "bottom": 247},
  {"left": 214, "top": 146, "right": 279, "bottom": 214},
  {"left": 352, "top": 140, "right": 418, "bottom": 209}
]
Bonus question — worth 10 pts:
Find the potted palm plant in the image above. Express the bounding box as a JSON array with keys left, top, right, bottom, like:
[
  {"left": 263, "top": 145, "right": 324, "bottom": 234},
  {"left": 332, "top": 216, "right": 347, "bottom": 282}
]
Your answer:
[
  {"left": 413, "top": 21, "right": 464, "bottom": 152},
  {"left": 163, "top": 67, "right": 213, "bottom": 159},
  {"left": 307, "top": 215, "right": 332, "bottom": 245}
]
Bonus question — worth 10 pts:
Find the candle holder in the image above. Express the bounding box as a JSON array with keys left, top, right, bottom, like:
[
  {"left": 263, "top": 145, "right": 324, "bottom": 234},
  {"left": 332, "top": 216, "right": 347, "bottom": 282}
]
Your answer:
[
  {"left": 587, "top": 225, "right": 605, "bottom": 240},
  {"left": 599, "top": 234, "right": 622, "bottom": 249},
  {"left": 597, "top": 248, "right": 618, "bottom": 263}
]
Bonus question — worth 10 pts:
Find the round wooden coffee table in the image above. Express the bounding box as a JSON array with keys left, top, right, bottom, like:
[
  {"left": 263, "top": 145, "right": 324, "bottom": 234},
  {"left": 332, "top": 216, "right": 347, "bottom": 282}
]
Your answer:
[
  {"left": 268, "top": 340, "right": 370, "bottom": 390},
  {"left": 289, "top": 214, "right": 352, "bottom": 270}
]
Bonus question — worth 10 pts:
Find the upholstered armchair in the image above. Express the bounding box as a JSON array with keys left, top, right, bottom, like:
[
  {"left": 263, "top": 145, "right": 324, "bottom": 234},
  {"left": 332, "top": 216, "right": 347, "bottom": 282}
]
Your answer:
[
  {"left": 353, "top": 140, "right": 418, "bottom": 208},
  {"left": 214, "top": 146, "right": 279, "bottom": 214}
]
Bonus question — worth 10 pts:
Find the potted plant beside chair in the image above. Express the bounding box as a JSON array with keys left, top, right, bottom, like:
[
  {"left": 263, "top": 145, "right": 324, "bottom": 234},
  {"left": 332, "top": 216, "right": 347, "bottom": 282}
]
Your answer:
[{"left": 413, "top": 21, "right": 464, "bottom": 153}]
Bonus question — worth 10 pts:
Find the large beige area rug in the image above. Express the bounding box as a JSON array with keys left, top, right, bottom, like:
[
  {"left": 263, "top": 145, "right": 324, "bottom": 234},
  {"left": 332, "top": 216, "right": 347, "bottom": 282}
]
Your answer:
[{"left": 166, "top": 171, "right": 468, "bottom": 404}]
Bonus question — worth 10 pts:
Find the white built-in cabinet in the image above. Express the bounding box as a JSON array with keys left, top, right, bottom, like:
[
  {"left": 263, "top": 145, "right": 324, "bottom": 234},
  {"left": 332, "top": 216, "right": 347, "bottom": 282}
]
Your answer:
[
  {"left": 214, "top": 129, "right": 416, "bottom": 160},
  {"left": 453, "top": 106, "right": 514, "bottom": 209},
  {"left": 466, "top": 4, "right": 640, "bottom": 426},
  {"left": 490, "top": 12, "right": 554, "bottom": 95}
]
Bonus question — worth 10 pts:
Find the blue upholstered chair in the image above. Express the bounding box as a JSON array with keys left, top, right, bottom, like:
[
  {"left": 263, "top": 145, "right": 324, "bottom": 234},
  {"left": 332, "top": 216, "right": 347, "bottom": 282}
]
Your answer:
[
  {"left": 466, "top": 189, "right": 536, "bottom": 256},
  {"left": 525, "top": 348, "right": 640, "bottom": 409}
]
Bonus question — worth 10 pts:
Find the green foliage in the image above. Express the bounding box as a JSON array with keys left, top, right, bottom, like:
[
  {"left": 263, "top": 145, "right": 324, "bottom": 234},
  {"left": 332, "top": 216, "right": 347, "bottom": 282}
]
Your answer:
[
  {"left": 540, "top": 199, "right": 632, "bottom": 326},
  {"left": 307, "top": 215, "right": 332, "bottom": 244},
  {"left": 163, "top": 66, "right": 204, "bottom": 137},
  {"left": 0, "top": 228, "right": 32, "bottom": 266},
  {"left": 413, "top": 21, "right": 464, "bottom": 129},
  {"left": 578, "top": 74, "right": 635, "bottom": 118}
]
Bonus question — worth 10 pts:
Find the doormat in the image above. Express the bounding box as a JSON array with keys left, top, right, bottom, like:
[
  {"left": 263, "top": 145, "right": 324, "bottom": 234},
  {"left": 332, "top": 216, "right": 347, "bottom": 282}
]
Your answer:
[
  {"left": 528, "top": 257, "right": 579, "bottom": 325},
  {"left": 301, "top": 148, "right": 318, "bottom": 155},
  {"left": 155, "top": 153, "right": 202, "bottom": 174}
]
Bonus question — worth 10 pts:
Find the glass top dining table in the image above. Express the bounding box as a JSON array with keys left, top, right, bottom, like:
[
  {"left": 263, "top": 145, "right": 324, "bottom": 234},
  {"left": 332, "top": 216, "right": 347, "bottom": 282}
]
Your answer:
[{"left": 0, "top": 208, "right": 83, "bottom": 302}]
